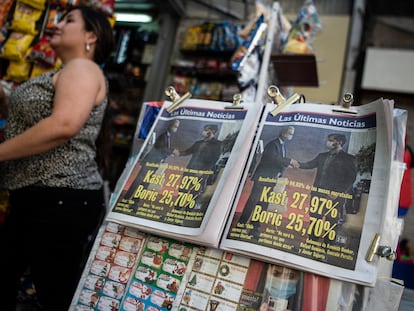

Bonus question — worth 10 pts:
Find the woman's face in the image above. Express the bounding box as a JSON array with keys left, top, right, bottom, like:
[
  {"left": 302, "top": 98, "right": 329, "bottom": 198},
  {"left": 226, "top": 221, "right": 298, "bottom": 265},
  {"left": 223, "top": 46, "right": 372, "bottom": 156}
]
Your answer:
[{"left": 50, "top": 9, "right": 86, "bottom": 52}]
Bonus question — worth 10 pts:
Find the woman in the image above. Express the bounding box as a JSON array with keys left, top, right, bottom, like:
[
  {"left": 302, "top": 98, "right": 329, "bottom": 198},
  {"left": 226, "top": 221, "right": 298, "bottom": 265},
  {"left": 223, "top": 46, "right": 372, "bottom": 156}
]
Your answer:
[{"left": 0, "top": 6, "right": 114, "bottom": 310}]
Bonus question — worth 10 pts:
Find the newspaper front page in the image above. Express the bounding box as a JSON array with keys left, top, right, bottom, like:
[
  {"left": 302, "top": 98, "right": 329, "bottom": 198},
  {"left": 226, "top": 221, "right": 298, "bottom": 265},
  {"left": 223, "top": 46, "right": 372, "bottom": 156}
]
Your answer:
[
  {"left": 107, "top": 99, "right": 263, "bottom": 247},
  {"left": 221, "top": 99, "right": 391, "bottom": 286}
]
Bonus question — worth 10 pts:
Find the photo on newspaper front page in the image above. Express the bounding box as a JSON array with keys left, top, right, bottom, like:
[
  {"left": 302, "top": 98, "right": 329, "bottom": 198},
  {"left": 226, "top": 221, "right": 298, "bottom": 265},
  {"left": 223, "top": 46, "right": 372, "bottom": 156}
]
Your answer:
[
  {"left": 221, "top": 99, "right": 392, "bottom": 286},
  {"left": 107, "top": 98, "right": 263, "bottom": 247}
]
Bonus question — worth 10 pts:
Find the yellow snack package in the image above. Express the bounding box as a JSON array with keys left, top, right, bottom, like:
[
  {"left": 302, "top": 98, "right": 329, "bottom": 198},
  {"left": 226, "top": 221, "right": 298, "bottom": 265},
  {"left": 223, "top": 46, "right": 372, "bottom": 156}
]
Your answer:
[
  {"left": 181, "top": 25, "right": 203, "bottom": 51},
  {"left": 4, "top": 59, "right": 33, "bottom": 82},
  {"left": 30, "top": 58, "right": 61, "bottom": 78},
  {"left": 9, "top": 1, "right": 43, "bottom": 35},
  {"left": 1, "top": 31, "right": 35, "bottom": 61},
  {"left": 19, "top": 0, "right": 47, "bottom": 10}
]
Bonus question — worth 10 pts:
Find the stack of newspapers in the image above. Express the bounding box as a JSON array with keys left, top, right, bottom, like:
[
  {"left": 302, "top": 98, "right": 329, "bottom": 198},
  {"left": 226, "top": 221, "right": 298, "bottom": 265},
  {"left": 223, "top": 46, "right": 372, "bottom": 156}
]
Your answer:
[{"left": 105, "top": 97, "right": 403, "bottom": 286}]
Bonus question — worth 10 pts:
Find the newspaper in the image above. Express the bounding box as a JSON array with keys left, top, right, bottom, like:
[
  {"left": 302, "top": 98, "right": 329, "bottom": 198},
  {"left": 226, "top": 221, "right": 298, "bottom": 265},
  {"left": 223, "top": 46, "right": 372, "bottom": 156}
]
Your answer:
[
  {"left": 220, "top": 99, "right": 392, "bottom": 286},
  {"left": 106, "top": 98, "right": 263, "bottom": 247}
]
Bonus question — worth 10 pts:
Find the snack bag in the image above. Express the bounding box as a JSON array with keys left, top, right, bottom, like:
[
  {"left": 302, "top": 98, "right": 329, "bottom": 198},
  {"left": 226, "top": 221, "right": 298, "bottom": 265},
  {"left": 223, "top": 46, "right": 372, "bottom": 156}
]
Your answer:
[
  {"left": 282, "top": 0, "right": 322, "bottom": 54},
  {"left": 1, "top": 31, "right": 35, "bottom": 61},
  {"left": 44, "top": 5, "right": 66, "bottom": 32},
  {"left": 4, "top": 59, "right": 33, "bottom": 82},
  {"left": 181, "top": 24, "right": 203, "bottom": 51},
  {"left": 84, "top": 0, "right": 115, "bottom": 16},
  {"left": 49, "top": 0, "right": 81, "bottom": 8},
  {"left": 9, "top": 1, "right": 43, "bottom": 35},
  {"left": 0, "top": 0, "right": 14, "bottom": 29},
  {"left": 27, "top": 35, "right": 58, "bottom": 67},
  {"left": 19, "top": 0, "right": 47, "bottom": 10},
  {"left": 30, "top": 57, "right": 62, "bottom": 78},
  {"left": 230, "top": 14, "right": 266, "bottom": 71}
]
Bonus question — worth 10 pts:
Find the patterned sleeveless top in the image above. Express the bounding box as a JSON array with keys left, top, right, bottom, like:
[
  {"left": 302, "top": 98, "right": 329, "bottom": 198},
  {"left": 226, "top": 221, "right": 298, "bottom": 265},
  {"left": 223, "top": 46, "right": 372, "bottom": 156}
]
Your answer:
[{"left": 0, "top": 70, "right": 107, "bottom": 190}]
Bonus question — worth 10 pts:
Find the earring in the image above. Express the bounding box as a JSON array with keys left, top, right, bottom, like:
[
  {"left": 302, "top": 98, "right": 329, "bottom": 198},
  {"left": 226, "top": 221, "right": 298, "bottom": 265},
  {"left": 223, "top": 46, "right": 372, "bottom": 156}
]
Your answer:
[{"left": 86, "top": 43, "right": 90, "bottom": 52}]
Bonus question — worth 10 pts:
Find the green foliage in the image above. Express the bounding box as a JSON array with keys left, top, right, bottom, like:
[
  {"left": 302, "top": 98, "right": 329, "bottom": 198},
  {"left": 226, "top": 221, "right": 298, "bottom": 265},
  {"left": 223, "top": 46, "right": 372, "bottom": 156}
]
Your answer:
[{"left": 355, "top": 143, "right": 376, "bottom": 174}]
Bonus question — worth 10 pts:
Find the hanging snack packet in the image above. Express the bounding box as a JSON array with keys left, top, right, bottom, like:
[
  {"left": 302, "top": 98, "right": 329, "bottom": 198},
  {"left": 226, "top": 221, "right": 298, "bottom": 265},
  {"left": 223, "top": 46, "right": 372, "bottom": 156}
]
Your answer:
[
  {"left": 84, "top": 0, "right": 115, "bottom": 16},
  {"left": 48, "top": 0, "right": 81, "bottom": 9},
  {"left": 181, "top": 24, "right": 203, "bottom": 51},
  {"left": 282, "top": 0, "right": 322, "bottom": 54},
  {"left": 27, "top": 35, "right": 58, "bottom": 67},
  {"left": 19, "top": 0, "right": 47, "bottom": 10},
  {"left": 30, "top": 58, "right": 62, "bottom": 78},
  {"left": 231, "top": 14, "right": 267, "bottom": 71},
  {"left": 4, "top": 59, "right": 33, "bottom": 82},
  {"left": 9, "top": 1, "right": 43, "bottom": 35},
  {"left": 0, "top": 0, "right": 14, "bottom": 29},
  {"left": 44, "top": 5, "right": 66, "bottom": 32},
  {"left": 1, "top": 31, "right": 35, "bottom": 61},
  {"left": 0, "top": 25, "right": 8, "bottom": 49}
]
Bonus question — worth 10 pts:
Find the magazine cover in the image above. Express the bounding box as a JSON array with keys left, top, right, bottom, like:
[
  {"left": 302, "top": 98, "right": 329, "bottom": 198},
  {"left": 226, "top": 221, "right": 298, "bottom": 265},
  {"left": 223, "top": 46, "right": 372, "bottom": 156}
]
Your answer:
[
  {"left": 220, "top": 99, "right": 392, "bottom": 286},
  {"left": 106, "top": 98, "right": 263, "bottom": 247}
]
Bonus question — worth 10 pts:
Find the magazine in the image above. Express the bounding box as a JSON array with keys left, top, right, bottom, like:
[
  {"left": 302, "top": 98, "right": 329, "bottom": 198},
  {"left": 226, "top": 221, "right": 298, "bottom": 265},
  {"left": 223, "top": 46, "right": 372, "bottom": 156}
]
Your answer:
[
  {"left": 106, "top": 98, "right": 263, "bottom": 247},
  {"left": 220, "top": 99, "right": 393, "bottom": 286}
]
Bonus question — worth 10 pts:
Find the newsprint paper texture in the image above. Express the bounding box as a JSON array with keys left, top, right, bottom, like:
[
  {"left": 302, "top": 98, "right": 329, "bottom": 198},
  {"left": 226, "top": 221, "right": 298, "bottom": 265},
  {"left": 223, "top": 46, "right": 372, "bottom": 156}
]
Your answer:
[
  {"left": 220, "top": 99, "right": 392, "bottom": 286},
  {"left": 106, "top": 99, "right": 262, "bottom": 248}
]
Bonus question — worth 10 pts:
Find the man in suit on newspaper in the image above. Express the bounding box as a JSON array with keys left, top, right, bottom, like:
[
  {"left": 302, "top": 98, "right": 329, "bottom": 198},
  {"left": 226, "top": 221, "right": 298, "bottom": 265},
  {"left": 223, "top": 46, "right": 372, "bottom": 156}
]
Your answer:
[
  {"left": 175, "top": 124, "right": 222, "bottom": 210},
  {"left": 125, "top": 119, "right": 180, "bottom": 200},
  {"left": 238, "top": 126, "right": 299, "bottom": 238},
  {"left": 298, "top": 133, "right": 357, "bottom": 227}
]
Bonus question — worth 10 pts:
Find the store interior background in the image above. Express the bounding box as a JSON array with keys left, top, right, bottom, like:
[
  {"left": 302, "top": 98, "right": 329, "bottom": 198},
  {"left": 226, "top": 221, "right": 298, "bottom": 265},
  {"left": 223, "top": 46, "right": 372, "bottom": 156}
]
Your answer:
[{"left": 108, "top": 0, "right": 414, "bottom": 240}]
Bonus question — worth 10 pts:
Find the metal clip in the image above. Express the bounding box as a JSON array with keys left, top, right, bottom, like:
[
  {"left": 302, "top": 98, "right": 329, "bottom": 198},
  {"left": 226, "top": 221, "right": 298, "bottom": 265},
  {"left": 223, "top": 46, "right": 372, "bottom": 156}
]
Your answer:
[
  {"left": 332, "top": 92, "right": 357, "bottom": 114},
  {"left": 165, "top": 86, "right": 192, "bottom": 113},
  {"left": 366, "top": 233, "right": 396, "bottom": 262},
  {"left": 225, "top": 93, "right": 244, "bottom": 109},
  {"left": 267, "top": 85, "right": 301, "bottom": 116},
  {"left": 341, "top": 93, "right": 354, "bottom": 108}
]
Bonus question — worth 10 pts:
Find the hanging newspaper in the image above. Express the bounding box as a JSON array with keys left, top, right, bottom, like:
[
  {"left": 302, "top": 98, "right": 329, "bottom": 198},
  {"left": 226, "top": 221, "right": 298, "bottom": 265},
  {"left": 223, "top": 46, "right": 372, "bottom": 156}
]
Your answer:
[
  {"left": 106, "top": 98, "right": 262, "bottom": 247},
  {"left": 220, "top": 98, "right": 394, "bottom": 286}
]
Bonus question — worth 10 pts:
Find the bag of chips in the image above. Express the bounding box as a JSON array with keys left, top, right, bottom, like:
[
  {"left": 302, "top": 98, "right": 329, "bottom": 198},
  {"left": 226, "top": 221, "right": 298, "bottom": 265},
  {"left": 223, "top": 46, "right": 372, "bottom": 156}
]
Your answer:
[
  {"left": 4, "top": 59, "right": 33, "bottom": 82},
  {"left": 44, "top": 5, "right": 66, "bottom": 32},
  {"left": 0, "top": 0, "right": 14, "bottom": 29},
  {"left": 282, "top": 0, "right": 322, "bottom": 54},
  {"left": 9, "top": 1, "right": 43, "bottom": 35},
  {"left": 19, "top": 0, "right": 47, "bottom": 10},
  {"left": 27, "top": 35, "right": 58, "bottom": 67},
  {"left": 1, "top": 31, "right": 35, "bottom": 61},
  {"left": 83, "top": 0, "right": 115, "bottom": 17}
]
